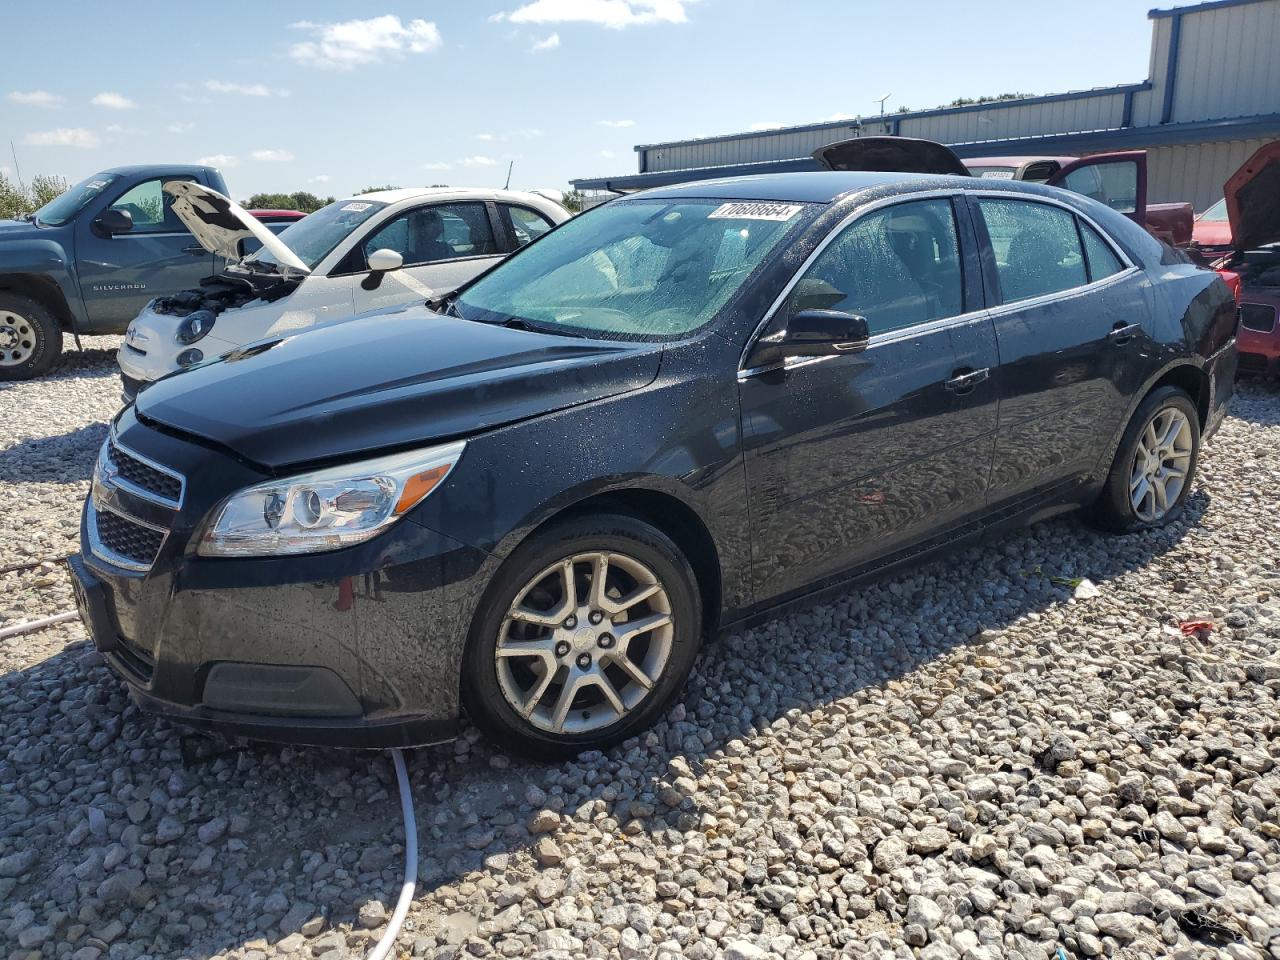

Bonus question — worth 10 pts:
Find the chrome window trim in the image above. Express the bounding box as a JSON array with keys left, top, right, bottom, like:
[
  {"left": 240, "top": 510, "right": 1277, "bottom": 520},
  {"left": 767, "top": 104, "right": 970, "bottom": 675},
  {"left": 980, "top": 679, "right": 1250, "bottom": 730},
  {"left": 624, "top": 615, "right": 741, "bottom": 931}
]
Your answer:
[
  {"left": 106, "top": 430, "right": 187, "bottom": 509},
  {"left": 983, "top": 265, "right": 1141, "bottom": 319},
  {"left": 737, "top": 188, "right": 1140, "bottom": 380},
  {"left": 86, "top": 499, "right": 167, "bottom": 573}
]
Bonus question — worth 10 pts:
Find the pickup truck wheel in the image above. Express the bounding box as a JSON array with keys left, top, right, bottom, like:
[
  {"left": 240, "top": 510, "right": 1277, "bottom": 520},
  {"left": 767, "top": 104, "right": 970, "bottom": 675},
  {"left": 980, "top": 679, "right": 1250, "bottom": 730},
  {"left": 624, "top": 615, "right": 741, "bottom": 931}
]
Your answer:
[{"left": 0, "top": 294, "right": 62, "bottom": 381}]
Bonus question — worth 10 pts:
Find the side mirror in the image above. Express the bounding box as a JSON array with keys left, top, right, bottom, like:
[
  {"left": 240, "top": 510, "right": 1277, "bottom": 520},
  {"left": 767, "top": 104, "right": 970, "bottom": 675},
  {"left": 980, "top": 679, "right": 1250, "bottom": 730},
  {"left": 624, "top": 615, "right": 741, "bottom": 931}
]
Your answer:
[
  {"left": 94, "top": 208, "right": 133, "bottom": 236},
  {"left": 367, "top": 248, "right": 404, "bottom": 273},
  {"left": 778, "top": 309, "right": 870, "bottom": 357}
]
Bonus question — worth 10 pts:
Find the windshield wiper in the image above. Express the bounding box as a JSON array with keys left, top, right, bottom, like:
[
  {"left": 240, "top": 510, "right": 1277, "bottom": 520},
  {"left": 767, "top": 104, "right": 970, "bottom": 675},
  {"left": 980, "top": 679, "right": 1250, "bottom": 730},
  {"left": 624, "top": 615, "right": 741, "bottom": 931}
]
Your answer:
[{"left": 500, "top": 316, "right": 584, "bottom": 338}]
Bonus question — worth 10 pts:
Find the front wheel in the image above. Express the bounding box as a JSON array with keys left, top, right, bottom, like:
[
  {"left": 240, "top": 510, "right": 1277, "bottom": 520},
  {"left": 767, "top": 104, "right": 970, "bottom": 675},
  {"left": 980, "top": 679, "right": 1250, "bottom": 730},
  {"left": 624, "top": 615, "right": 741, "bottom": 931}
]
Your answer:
[
  {"left": 1094, "top": 386, "right": 1200, "bottom": 532},
  {"left": 0, "top": 293, "right": 62, "bottom": 381},
  {"left": 462, "top": 514, "right": 702, "bottom": 759}
]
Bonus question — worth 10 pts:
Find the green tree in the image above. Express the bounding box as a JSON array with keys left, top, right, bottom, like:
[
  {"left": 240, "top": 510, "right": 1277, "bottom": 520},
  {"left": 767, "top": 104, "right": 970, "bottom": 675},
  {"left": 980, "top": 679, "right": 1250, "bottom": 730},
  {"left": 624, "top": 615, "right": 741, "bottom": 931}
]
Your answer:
[
  {"left": 560, "top": 190, "right": 584, "bottom": 214},
  {"left": 0, "top": 171, "right": 70, "bottom": 220},
  {"left": 358, "top": 184, "right": 401, "bottom": 195}
]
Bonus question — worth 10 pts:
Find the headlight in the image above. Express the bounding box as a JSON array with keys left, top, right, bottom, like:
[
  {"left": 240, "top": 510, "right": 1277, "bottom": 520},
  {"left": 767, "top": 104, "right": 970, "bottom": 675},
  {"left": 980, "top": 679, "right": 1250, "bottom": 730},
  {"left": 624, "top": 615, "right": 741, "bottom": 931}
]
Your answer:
[
  {"left": 197, "top": 440, "right": 465, "bottom": 557},
  {"left": 177, "top": 309, "right": 216, "bottom": 345}
]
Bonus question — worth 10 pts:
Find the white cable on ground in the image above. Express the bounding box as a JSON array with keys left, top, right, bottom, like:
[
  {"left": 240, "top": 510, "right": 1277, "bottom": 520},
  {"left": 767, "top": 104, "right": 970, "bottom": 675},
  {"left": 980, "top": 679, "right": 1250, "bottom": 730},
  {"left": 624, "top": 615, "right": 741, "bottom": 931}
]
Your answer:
[
  {"left": 0, "top": 610, "right": 79, "bottom": 641},
  {"left": 367, "top": 748, "right": 418, "bottom": 960}
]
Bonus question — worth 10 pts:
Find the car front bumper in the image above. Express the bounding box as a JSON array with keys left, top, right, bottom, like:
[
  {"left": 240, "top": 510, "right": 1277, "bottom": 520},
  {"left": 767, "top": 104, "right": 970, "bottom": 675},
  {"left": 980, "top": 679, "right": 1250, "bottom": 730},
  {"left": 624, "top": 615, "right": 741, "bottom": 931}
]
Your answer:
[
  {"left": 118, "top": 308, "right": 238, "bottom": 392},
  {"left": 72, "top": 410, "right": 490, "bottom": 748}
]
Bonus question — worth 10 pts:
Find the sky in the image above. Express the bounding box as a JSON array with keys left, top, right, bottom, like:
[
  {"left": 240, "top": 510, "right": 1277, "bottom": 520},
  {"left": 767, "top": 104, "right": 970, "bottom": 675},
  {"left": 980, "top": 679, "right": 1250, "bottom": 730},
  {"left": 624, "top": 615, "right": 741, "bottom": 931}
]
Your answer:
[{"left": 0, "top": 0, "right": 1180, "bottom": 201}]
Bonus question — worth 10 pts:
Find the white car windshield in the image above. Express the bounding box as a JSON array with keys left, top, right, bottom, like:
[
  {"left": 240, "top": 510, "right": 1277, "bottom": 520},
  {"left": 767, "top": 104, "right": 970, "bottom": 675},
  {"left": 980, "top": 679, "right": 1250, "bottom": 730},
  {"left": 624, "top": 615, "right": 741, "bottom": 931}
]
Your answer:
[
  {"left": 248, "top": 198, "right": 387, "bottom": 271},
  {"left": 455, "top": 198, "right": 811, "bottom": 341}
]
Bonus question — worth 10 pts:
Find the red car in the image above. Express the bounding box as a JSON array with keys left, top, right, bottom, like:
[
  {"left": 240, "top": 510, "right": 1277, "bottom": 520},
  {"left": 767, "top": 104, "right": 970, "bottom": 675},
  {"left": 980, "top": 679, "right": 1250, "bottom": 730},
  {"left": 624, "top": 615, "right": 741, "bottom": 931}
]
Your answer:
[{"left": 1196, "top": 143, "right": 1280, "bottom": 376}]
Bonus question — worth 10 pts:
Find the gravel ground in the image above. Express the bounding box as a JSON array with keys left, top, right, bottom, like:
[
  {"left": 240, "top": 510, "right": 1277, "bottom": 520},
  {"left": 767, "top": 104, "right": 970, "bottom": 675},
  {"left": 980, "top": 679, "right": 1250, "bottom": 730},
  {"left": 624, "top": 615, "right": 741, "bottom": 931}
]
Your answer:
[{"left": 3, "top": 343, "right": 1280, "bottom": 960}]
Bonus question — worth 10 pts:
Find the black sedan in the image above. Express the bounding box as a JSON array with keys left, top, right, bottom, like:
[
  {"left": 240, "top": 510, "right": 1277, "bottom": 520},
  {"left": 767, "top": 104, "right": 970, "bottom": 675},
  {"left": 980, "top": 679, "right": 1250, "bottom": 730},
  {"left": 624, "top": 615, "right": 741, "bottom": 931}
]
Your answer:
[{"left": 71, "top": 170, "right": 1238, "bottom": 758}]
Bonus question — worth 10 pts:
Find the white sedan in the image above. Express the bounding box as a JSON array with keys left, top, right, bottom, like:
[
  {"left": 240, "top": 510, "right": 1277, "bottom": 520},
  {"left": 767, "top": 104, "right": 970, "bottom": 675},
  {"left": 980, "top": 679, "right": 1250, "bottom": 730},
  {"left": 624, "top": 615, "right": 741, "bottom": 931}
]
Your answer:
[{"left": 118, "top": 184, "right": 569, "bottom": 399}]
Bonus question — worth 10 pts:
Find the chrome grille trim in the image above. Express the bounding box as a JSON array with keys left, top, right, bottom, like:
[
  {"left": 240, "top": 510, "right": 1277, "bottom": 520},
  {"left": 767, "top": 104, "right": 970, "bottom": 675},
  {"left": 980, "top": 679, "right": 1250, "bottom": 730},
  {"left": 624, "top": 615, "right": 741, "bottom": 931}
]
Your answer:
[
  {"left": 104, "top": 433, "right": 186, "bottom": 508},
  {"left": 87, "top": 499, "right": 168, "bottom": 573}
]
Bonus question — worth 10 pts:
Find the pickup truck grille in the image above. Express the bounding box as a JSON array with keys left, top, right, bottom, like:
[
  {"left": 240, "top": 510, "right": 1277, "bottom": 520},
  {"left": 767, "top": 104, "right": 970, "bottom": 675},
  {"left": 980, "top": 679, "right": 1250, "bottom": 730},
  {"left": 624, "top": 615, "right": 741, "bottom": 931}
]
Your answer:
[{"left": 1240, "top": 302, "right": 1277, "bottom": 333}]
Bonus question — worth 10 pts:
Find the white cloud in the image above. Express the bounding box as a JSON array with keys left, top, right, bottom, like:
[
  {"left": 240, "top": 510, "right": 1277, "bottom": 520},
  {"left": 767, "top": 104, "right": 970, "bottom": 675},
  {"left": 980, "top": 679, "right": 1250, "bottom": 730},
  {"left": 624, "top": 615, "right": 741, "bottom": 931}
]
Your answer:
[
  {"left": 8, "top": 90, "right": 63, "bottom": 108},
  {"left": 531, "top": 32, "right": 560, "bottom": 51},
  {"left": 822, "top": 112, "right": 856, "bottom": 122},
  {"left": 597, "top": 119, "right": 635, "bottom": 128},
  {"left": 309, "top": 174, "right": 333, "bottom": 183},
  {"left": 22, "top": 128, "right": 99, "bottom": 148},
  {"left": 460, "top": 156, "right": 497, "bottom": 167},
  {"left": 92, "top": 92, "right": 136, "bottom": 110},
  {"left": 205, "top": 80, "right": 275, "bottom": 97},
  {"left": 167, "top": 122, "right": 195, "bottom": 134},
  {"left": 251, "top": 148, "right": 295, "bottom": 162},
  {"left": 289, "top": 15, "right": 442, "bottom": 70},
  {"left": 476, "top": 133, "right": 495, "bottom": 141},
  {"left": 600, "top": 149, "right": 616, "bottom": 159},
  {"left": 197, "top": 154, "right": 239, "bottom": 168},
  {"left": 423, "top": 162, "right": 453, "bottom": 171},
  {"left": 749, "top": 121, "right": 786, "bottom": 132},
  {"left": 493, "top": 0, "right": 693, "bottom": 29}
]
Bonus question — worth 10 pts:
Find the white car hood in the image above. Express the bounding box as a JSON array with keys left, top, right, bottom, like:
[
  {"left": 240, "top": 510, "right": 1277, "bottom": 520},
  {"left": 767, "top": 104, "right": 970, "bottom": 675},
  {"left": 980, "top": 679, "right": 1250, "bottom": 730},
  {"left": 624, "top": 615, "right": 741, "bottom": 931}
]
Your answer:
[{"left": 163, "top": 180, "right": 310, "bottom": 276}]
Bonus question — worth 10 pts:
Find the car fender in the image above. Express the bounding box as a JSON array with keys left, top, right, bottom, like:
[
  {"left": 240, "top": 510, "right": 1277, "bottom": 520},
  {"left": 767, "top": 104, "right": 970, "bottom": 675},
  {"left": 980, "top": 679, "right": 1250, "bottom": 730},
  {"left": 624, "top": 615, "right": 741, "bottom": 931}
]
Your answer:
[{"left": 0, "top": 239, "right": 89, "bottom": 331}]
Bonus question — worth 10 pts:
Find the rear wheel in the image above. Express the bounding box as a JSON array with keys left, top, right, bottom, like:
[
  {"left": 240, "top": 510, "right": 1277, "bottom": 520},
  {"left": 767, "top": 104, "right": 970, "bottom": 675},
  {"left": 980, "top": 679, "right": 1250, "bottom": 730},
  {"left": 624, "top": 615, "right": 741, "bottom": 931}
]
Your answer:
[
  {"left": 462, "top": 514, "right": 702, "bottom": 759},
  {"left": 0, "top": 293, "right": 62, "bottom": 381},
  {"left": 1094, "top": 386, "right": 1200, "bottom": 532}
]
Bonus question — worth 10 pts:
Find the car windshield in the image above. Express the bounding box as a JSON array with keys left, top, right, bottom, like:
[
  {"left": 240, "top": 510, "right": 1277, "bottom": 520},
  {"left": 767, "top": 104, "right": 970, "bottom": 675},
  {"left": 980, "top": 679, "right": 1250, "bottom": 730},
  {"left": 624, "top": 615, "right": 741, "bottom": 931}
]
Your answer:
[
  {"left": 1199, "top": 198, "right": 1228, "bottom": 222},
  {"left": 31, "top": 173, "right": 120, "bottom": 226},
  {"left": 248, "top": 198, "right": 387, "bottom": 270},
  {"left": 455, "top": 197, "right": 810, "bottom": 340}
]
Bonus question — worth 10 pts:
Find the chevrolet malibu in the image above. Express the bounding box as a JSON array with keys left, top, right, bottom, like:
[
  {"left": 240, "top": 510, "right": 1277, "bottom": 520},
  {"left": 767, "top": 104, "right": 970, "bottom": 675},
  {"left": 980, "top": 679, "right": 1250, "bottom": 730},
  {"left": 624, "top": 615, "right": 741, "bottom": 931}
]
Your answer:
[{"left": 71, "top": 170, "right": 1237, "bottom": 758}]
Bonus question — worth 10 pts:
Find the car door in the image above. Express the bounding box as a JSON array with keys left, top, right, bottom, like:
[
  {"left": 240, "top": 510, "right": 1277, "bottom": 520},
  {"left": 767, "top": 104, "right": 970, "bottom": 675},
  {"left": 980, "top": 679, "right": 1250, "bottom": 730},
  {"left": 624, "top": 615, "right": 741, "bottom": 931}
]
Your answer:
[
  {"left": 497, "top": 202, "right": 558, "bottom": 251},
  {"left": 73, "top": 176, "right": 214, "bottom": 328},
  {"left": 968, "top": 194, "right": 1154, "bottom": 504},
  {"left": 1046, "top": 152, "right": 1146, "bottom": 226},
  {"left": 349, "top": 201, "right": 503, "bottom": 315},
  {"left": 738, "top": 195, "right": 999, "bottom": 604}
]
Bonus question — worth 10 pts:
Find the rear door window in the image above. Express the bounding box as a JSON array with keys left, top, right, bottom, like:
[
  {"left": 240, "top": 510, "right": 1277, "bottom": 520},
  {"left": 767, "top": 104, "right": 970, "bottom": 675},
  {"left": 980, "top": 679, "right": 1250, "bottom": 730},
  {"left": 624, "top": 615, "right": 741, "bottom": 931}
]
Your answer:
[
  {"left": 500, "top": 204, "right": 556, "bottom": 249},
  {"left": 783, "top": 198, "right": 964, "bottom": 335},
  {"left": 1059, "top": 160, "right": 1138, "bottom": 214},
  {"left": 976, "top": 198, "right": 1087, "bottom": 304}
]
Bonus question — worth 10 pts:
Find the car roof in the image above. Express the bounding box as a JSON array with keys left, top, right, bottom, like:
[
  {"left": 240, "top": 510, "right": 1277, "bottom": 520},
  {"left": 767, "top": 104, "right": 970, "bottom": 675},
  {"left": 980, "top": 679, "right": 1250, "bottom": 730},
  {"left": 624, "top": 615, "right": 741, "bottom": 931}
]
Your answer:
[
  {"left": 633, "top": 171, "right": 938, "bottom": 203},
  {"left": 965, "top": 156, "right": 1077, "bottom": 167},
  {"left": 98, "top": 163, "right": 220, "bottom": 178},
  {"left": 350, "top": 187, "right": 558, "bottom": 206}
]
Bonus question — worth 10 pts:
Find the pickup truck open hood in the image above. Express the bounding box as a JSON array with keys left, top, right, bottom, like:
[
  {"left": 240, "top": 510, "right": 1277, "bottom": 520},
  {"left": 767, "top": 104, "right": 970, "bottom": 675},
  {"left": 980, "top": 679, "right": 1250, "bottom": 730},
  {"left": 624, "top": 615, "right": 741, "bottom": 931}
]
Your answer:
[
  {"left": 163, "top": 181, "right": 310, "bottom": 275},
  {"left": 1224, "top": 141, "right": 1280, "bottom": 253},
  {"left": 135, "top": 307, "right": 661, "bottom": 469},
  {"left": 813, "top": 136, "right": 971, "bottom": 177}
]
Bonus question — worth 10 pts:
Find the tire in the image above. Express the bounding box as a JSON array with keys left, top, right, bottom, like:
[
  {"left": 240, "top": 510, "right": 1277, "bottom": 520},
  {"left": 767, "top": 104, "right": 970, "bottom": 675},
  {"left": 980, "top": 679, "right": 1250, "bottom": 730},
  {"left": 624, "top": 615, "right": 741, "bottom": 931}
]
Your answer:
[
  {"left": 1094, "top": 386, "right": 1200, "bottom": 532},
  {"left": 0, "top": 293, "right": 62, "bottom": 381},
  {"left": 462, "top": 513, "right": 703, "bottom": 760}
]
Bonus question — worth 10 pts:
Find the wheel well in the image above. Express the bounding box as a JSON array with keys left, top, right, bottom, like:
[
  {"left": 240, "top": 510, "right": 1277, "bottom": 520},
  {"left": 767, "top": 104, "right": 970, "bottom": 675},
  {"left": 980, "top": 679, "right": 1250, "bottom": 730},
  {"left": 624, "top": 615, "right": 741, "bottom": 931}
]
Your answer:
[
  {"left": 0, "top": 273, "right": 73, "bottom": 331},
  {"left": 552, "top": 489, "right": 723, "bottom": 640},
  {"left": 1148, "top": 364, "right": 1210, "bottom": 428}
]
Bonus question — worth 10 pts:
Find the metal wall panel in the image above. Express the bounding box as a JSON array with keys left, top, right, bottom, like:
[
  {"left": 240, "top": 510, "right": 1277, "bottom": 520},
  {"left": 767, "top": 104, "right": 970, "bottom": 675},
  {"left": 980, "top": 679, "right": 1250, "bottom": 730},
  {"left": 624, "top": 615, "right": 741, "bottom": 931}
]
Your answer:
[
  {"left": 1145, "top": 137, "right": 1267, "bottom": 209},
  {"left": 1172, "top": 0, "right": 1280, "bottom": 122}
]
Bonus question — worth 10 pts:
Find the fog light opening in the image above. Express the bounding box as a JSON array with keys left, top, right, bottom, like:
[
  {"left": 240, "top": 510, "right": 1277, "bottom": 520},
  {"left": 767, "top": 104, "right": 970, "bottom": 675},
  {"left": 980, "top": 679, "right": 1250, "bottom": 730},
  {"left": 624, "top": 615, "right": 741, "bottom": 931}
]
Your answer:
[{"left": 176, "top": 348, "right": 204, "bottom": 368}]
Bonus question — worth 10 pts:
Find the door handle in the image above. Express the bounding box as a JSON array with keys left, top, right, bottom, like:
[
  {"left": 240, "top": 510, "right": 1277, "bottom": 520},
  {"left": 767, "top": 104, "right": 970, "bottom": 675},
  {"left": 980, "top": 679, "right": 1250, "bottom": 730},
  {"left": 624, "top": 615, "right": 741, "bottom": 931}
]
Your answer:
[
  {"left": 1107, "top": 322, "right": 1142, "bottom": 345},
  {"left": 945, "top": 367, "right": 989, "bottom": 395},
  {"left": 182, "top": 244, "right": 206, "bottom": 256}
]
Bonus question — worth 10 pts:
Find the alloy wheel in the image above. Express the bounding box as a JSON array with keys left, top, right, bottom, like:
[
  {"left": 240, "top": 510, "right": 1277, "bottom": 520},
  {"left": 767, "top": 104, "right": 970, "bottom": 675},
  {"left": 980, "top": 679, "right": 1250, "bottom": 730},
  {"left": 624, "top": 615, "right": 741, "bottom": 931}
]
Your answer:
[
  {"left": 495, "top": 550, "right": 674, "bottom": 735},
  {"left": 0, "top": 311, "right": 37, "bottom": 367},
  {"left": 1129, "top": 406, "right": 1193, "bottom": 522}
]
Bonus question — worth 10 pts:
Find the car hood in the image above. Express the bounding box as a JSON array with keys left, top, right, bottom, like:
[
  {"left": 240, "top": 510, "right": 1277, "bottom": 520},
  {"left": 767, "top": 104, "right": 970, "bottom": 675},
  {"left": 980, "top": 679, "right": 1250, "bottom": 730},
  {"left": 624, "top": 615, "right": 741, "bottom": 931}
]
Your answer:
[
  {"left": 1193, "top": 217, "right": 1233, "bottom": 251},
  {"left": 0, "top": 218, "right": 42, "bottom": 239},
  {"left": 163, "top": 181, "right": 310, "bottom": 275},
  {"left": 1224, "top": 141, "right": 1280, "bottom": 252},
  {"left": 135, "top": 307, "right": 662, "bottom": 469},
  {"left": 813, "top": 136, "right": 971, "bottom": 176}
]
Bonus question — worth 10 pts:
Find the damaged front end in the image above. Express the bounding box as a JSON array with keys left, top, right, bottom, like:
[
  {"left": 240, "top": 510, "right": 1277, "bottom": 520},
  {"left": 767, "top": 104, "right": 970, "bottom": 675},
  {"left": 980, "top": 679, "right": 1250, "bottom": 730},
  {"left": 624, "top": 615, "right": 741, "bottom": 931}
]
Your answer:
[{"left": 149, "top": 269, "right": 301, "bottom": 346}]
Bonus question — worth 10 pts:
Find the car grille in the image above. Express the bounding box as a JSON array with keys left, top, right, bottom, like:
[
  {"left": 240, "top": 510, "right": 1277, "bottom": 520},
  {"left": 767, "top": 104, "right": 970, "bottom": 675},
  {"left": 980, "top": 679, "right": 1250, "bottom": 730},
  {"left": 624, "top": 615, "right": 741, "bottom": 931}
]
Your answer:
[
  {"left": 1240, "top": 302, "right": 1277, "bottom": 333},
  {"left": 105, "top": 439, "right": 183, "bottom": 505},
  {"left": 89, "top": 433, "right": 186, "bottom": 573},
  {"left": 94, "top": 506, "right": 167, "bottom": 568}
]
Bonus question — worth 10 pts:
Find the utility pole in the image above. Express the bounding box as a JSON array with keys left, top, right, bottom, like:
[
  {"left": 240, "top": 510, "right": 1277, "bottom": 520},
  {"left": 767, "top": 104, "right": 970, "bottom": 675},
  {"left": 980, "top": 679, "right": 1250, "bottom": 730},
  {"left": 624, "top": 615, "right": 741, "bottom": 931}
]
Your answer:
[
  {"left": 9, "top": 142, "right": 25, "bottom": 192},
  {"left": 504, "top": 161, "right": 514, "bottom": 190}
]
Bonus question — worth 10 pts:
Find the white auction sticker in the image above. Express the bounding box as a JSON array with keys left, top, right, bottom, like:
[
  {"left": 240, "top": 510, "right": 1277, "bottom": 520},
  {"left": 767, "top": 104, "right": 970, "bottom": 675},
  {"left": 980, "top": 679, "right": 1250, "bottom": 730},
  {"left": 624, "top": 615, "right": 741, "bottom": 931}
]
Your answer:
[
  {"left": 979, "top": 170, "right": 1016, "bottom": 180},
  {"left": 708, "top": 202, "right": 804, "bottom": 222},
  {"left": 340, "top": 202, "right": 373, "bottom": 212}
]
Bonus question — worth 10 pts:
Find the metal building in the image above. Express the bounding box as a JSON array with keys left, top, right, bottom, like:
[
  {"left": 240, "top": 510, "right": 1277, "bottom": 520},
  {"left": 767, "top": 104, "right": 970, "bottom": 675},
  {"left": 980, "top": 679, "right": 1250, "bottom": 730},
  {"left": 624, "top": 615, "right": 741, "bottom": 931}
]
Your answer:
[{"left": 572, "top": 0, "right": 1280, "bottom": 211}]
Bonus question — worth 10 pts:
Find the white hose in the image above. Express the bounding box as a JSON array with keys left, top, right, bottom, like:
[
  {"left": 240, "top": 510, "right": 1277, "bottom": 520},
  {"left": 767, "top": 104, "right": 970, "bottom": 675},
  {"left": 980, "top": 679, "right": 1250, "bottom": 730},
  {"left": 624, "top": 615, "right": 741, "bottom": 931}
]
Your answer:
[
  {"left": 366, "top": 748, "right": 417, "bottom": 960},
  {"left": 0, "top": 610, "right": 79, "bottom": 641}
]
